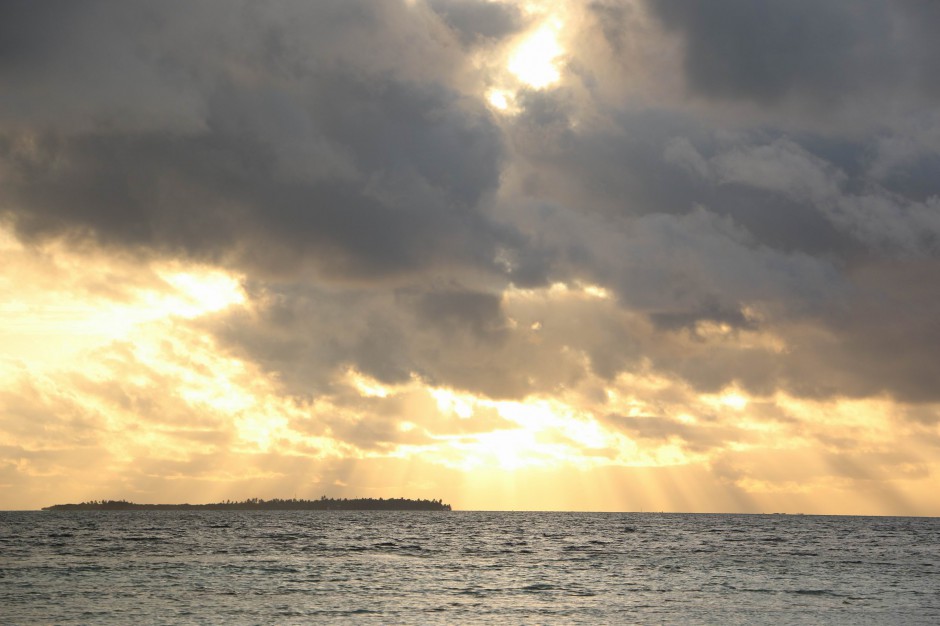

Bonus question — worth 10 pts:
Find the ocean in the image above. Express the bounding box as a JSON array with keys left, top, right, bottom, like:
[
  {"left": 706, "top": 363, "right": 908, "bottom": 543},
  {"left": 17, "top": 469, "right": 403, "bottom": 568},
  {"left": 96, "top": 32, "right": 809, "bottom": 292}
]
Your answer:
[{"left": 1, "top": 511, "right": 937, "bottom": 624}]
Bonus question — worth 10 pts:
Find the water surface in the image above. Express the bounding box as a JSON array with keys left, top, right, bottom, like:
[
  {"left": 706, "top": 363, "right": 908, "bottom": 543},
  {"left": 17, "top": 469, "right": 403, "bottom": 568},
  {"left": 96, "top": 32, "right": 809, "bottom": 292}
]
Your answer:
[{"left": 1, "top": 511, "right": 937, "bottom": 624}]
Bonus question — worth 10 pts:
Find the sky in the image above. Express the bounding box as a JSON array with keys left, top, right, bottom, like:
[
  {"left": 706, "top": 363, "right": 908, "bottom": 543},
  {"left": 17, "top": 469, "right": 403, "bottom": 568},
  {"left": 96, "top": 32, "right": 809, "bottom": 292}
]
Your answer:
[{"left": 1, "top": 0, "right": 939, "bottom": 514}]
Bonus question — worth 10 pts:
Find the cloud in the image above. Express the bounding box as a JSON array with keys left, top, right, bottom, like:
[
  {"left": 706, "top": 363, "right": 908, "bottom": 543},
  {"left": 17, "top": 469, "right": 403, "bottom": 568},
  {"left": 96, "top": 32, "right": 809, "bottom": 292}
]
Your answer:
[
  {"left": 644, "top": 0, "right": 937, "bottom": 110},
  {"left": 604, "top": 413, "right": 746, "bottom": 455},
  {"left": 1, "top": 81, "right": 508, "bottom": 283},
  {"left": 0, "top": 0, "right": 513, "bottom": 285},
  {"left": 705, "top": 137, "right": 940, "bottom": 256},
  {"left": 1, "top": 0, "right": 940, "bottom": 513},
  {"left": 428, "top": 0, "right": 525, "bottom": 45}
]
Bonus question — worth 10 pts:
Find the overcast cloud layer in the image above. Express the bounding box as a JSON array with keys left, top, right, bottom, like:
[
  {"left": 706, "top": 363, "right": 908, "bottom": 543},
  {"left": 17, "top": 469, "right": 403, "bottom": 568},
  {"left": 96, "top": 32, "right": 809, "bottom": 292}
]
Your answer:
[{"left": 1, "top": 0, "right": 938, "bottom": 513}]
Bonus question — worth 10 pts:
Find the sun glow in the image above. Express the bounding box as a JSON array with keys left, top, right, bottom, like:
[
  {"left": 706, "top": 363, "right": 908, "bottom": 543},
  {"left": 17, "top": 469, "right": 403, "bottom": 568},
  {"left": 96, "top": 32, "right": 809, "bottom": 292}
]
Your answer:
[
  {"left": 483, "top": 9, "right": 567, "bottom": 115},
  {"left": 702, "top": 390, "right": 750, "bottom": 411},
  {"left": 156, "top": 267, "right": 245, "bottom": 318},
  {"left": 0, "top": 226, "right": 247, "bottom": 366},
  {"left": 431, "top": 387, "right": 474, "bottom": 419},
  {"left": 485, "top": 88, "right": 516, "bottom": 112},
  {"left": 347, "top": 369, "right": 392, "bottom": 398},
  {"left": 418, "top": 387, "right": 625, "bottom": 472},
  {"left": 508, "top": 21, "right": 564, "bottom": 89}
]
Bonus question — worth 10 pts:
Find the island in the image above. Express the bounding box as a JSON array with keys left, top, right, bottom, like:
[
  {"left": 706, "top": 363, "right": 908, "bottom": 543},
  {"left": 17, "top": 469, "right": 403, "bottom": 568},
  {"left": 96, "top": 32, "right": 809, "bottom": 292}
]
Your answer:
[{"left": 42, "top": 497, "right": 452, "bottom": 511}]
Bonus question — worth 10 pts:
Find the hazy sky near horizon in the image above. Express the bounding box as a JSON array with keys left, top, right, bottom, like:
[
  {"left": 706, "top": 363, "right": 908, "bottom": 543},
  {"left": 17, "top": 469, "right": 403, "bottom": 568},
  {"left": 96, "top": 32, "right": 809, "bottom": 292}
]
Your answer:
[{"left": 2, "top": 0, "right": 939, "bottom": 513}]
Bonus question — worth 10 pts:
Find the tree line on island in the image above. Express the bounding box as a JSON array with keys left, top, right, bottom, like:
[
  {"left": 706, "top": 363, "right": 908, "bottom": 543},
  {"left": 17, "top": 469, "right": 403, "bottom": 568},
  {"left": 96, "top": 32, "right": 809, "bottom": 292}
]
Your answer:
[{"left": 42, "top": 496, "right": 452, "bottom": 511}]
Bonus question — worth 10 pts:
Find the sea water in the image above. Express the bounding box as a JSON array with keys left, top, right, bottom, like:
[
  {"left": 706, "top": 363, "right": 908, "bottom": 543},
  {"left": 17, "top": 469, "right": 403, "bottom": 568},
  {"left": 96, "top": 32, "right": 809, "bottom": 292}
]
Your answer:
[{"left": 1, "top": 511, "right": 938, "bottom": 624}]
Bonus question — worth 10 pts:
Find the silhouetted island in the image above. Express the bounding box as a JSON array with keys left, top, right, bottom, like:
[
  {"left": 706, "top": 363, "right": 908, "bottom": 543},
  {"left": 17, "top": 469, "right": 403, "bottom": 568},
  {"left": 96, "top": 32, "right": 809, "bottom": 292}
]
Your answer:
[{"left": 42, "top": 497, "right": 452, "bottom": 511}]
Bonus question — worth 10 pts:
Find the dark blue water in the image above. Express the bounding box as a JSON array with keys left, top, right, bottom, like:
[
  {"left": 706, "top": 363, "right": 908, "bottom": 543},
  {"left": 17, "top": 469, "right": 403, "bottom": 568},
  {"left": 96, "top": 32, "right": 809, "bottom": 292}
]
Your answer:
[{"left": 1, "top": 511, "right": 938, "bottom": 624}]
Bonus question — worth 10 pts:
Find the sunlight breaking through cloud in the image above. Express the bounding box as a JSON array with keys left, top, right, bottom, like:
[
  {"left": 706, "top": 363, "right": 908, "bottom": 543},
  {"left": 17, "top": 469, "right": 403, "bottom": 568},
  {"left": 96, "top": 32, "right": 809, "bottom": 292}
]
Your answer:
[
  {"left": 508, "top": 20, "right": 564, "bottom": 89},
  {"left": 1, "top": 0, "right": 939, "bottom": 517}
]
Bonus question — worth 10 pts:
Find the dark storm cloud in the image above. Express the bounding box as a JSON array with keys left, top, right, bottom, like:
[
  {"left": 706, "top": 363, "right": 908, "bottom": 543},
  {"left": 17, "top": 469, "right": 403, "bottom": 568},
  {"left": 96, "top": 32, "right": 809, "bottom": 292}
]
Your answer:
[
  {"left": 644, "top": 0, "right": 919, "bottom": 106},
  {"left": 664, "top": 134, "right": 940, "bottom": 258},
  {"left": 0, "top": 1, "right": 80, "bottom": 69},
  {"left": 3, "top": 0, "right": 940, "bottom": 412},
  {"left": 785, "top": 261, "right": 940, "bottom": 403},
  {"left": 0, "top": 0, "right": 207, "bottom": 130},
  {"left": 498, "top": 117, "right": 940, "bottom": 406},
  {"left": 2, "top": 79, "right": 506, "bottom": 281},
  {"left": 587, "top": 1, "right": 633, "bottom": 55},
  {"left": 428, "top": 0, "right": 525, "bottom": 45},
  {"left": 207, "top": 285, "right": 535, "bottom": 399},
  {"left": 0, "top": 0, "right": 510, "bottom": 282},
  {"left": 508, "top": 102, "right": 858, "bottom": 259},
  {"left": 898, "top": 1, "right": 940, "bottom": 97},
  {"left": 411, "top": 288, "right": 507, "bottom": 339},
  {"left": 648, "top": 300, "right": 756, "bottom": 334},
  {"left": 509, "top": 86, "right": 939, "bottom": 263}
]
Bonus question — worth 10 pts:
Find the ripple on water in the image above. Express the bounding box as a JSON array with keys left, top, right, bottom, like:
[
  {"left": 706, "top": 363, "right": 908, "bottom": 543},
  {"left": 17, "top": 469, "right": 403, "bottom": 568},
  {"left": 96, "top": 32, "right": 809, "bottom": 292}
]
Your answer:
[{"left": 0, "top": 511, "right": 938, "bottom": 624}]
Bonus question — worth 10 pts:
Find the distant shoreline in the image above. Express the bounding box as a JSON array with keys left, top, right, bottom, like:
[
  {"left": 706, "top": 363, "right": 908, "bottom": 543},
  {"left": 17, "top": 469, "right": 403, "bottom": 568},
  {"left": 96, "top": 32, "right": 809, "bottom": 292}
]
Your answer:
[{"left": 42, "top": 497, "right": 452, "bottom": 512}]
